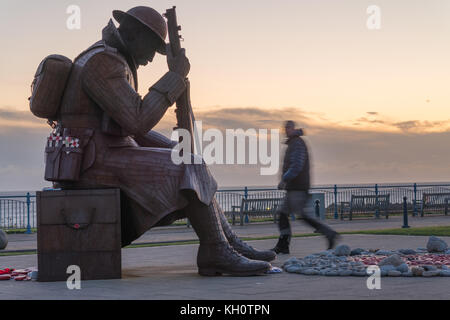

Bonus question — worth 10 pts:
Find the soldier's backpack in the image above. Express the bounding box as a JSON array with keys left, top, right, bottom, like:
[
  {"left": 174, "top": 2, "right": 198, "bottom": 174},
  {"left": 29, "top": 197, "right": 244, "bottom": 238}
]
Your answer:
[{"left": 29, "top": 54, "right": 73, "bottom": 120}]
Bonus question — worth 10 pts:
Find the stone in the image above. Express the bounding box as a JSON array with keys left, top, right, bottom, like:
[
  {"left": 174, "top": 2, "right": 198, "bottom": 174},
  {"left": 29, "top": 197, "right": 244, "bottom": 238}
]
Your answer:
[
  {"left": 411, "top": 266, "right": 424, "bottom": 276},
  {"left": 440, "top": 270, "right": 450, "bottom": 277},
  {"left": 338, "top": 270, "right": 353, "bottom": 276},
  {"left": 0, "top": 230, "right": 7, "bottom": 250},
  {"left": 442, "top": 265, "right": 449, "bottom": 270},
  {"left": 387, "top": 270, "right": 402, "bottom": 277},
  {"left": 422, "top": 270, "right": 440, "bottom": 277},
  {"left": 352, "top": 271, "right": 367, "bottom": 277},
  {"left": 396, "top": 263, "right": 409, "bottom": 273},
  {"left": 350, "top": 248, "right": 365, "bottom": 256},
  {"left": 416, "top": 247, "right": 427, "bottom": 252},
  {"left": 334, "top": 244, "right": 351, "bottom": 256},
  {"left": 378, "top": 254, "right": 404, "bottom": 267},
  {"left": 325, "top": 271, "right": 339, "bottom": 276},
  {"left": 375, "top": 250, "right": 393, "bottom": 256},
  {"left": 423, "top": 265, "right": 438, "bottom": 271},
  {"left": 283, "top": 257, "right": 301, "bottom": 266},
  {"left": 303, "top": 269, "right": 319, "bottom": 275},
  {"left": 426, "top": 236, "right": 448, "bottom": 253},
  {"left": 445, "top": 250, "right": 450, "bottom": 255},
  {"left": 285, "top": 265, "right": 302, "bottom": 273},
  {"left": 380, "top": 265, "right": 397, "bottom": 273},
  {"left": 398, "top": 249, "right": 416, "bottom": 255}
]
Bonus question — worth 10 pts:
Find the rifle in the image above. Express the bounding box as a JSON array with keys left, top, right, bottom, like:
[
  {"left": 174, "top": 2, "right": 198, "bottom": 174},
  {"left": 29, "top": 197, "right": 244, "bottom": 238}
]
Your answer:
[{"left": 164, "top": 6, "right": 196, "bottom": 154}]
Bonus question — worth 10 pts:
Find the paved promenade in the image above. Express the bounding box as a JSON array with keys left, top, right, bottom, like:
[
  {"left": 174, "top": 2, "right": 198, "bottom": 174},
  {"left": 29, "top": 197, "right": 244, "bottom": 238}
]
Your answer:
[
  {"left": 3, "top": 215, "right": 449, "bottom": 251},
  {"left": 1, "top": 216, "right": 449, "bottom": 300}
]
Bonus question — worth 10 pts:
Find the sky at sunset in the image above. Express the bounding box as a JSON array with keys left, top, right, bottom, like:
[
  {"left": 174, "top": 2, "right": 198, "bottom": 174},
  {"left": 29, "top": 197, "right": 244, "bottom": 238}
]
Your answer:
[{"left": 1, "top": 0, "right": 450, "bottom": 191}]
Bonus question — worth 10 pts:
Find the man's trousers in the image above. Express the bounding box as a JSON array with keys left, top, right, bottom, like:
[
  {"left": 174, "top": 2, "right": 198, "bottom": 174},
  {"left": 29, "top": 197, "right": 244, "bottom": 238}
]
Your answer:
[{"left": 277, "top": 190, "right": 335, "bottom": 239}]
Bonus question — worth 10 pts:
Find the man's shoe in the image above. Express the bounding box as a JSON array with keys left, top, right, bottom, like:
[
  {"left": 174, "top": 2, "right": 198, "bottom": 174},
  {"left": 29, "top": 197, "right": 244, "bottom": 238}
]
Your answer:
[
  {"left": 271, "top": 235, "right": 290, "bottom": 254},
  {"left": 302, "top": 215, "right": 339, "bottom": 250},
  {"left": 271, "top": 245, "right": 290, "bottom": 254}
]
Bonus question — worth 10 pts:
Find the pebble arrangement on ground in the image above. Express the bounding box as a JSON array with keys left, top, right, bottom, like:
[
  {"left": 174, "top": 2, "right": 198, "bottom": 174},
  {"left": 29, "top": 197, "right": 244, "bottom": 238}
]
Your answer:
[{"left": 283, "top": 236, "right": 450, "bottom": 277}]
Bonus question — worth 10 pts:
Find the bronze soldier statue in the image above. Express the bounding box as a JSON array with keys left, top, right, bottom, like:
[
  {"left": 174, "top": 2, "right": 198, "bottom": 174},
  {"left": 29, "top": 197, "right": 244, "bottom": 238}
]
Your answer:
[{"left": 35, "top": 6, "right": 276, "bottom": 276}]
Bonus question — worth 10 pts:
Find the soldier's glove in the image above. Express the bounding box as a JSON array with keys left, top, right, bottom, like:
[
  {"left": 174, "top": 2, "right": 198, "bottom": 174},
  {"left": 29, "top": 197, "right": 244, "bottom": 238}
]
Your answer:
[
  {"left": 278, "top": 181, "right": 287, "bottom": 190},
  {"left": 166, "top": 44, "right": 190, "bottom": 78}
]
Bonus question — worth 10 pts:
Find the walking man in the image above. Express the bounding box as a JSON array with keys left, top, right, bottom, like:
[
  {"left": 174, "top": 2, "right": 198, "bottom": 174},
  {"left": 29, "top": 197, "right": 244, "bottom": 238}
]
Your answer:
[{"left": 272, "top": 121, "right": 339, "bottom": 254}]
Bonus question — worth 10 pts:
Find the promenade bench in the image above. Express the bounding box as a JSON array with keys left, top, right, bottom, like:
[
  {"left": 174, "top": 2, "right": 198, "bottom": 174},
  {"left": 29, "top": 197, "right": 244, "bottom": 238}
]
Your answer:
[
  {"left": 343, "top": 194, "right": 390, "bottom": 220},
  {"left": 339, "top": 201, "right": 350, "bottom": 220},
  {"left": 420, "top": 192, "right": 450, "bottom": 216},
  {"left": 232, "top": 198, "right": 283, "bottom": 226}
]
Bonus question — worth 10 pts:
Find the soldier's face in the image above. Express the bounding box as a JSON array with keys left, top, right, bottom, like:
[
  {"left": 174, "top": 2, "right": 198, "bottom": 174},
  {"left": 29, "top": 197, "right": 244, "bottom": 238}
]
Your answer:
[
  {"left": 131, "top": 30, "right": 158, "bottom": 66},
  {"left": 119, "top": 18, "right": 162, "bottom": 66}
]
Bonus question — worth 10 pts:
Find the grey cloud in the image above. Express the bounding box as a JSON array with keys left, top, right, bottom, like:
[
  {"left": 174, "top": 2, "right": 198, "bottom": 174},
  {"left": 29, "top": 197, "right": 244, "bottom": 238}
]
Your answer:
[
  {"left": 392, "top": 120, "right": 450, "bottom": 132},
  {"left": 194, "top": 106, "right": 314, "bottom": 131},
  {"left": 0, "top": 107, "right": 48, "bottom": 128},
  {"left": 0, "top": 107, "right": 38, "bottom": 121},
  {"left": 393, "top": 120, "right": 421, "bottom": 130},
  {"left": 356, "top": 117, "right": 386, "bottom": 125}
]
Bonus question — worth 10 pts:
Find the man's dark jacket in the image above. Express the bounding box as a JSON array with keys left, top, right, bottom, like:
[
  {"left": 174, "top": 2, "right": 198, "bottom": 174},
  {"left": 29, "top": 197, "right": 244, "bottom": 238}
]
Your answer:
[{"left": 282, "top": 129, "right": 310, "bottom": 191}]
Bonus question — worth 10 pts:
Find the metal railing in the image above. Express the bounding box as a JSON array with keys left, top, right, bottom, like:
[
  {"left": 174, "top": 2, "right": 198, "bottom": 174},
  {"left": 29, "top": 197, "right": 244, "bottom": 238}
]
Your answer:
[
  {"left": 1, "top": 183, "right": 450, "bottom": 231},
  {"left": 216, "top": 183, "right": 450, "bottom": 220},
  {"left": 0, "top": 193, "right": 35, "bottom": 233}
]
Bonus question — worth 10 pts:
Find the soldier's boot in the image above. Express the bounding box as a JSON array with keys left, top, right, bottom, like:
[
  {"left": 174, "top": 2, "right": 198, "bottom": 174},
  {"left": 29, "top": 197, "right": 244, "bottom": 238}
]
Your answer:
[
  {"left": 271, "top": 235, "right": 291, "bottom": 254},
  {"left": 185, "top": 195, "right": 271, "bottom": 276},
  {"left": 302, "top": 216, "right": 340, "bottom": 249},
  {"left": 213, "top": 199, "right": 276, "bottom": 262}
]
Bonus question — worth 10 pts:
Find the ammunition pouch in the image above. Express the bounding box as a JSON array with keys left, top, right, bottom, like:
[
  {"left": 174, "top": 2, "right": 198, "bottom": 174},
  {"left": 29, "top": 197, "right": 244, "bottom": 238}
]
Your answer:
[{"left": 44, "top": 127, "right": 95, "bottom": 182}]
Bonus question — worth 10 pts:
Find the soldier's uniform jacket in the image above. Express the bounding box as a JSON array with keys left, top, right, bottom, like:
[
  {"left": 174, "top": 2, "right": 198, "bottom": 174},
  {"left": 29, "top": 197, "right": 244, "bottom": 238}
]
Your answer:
[{"left": 55, "top": 20, "right": 217, "bottom": 246}]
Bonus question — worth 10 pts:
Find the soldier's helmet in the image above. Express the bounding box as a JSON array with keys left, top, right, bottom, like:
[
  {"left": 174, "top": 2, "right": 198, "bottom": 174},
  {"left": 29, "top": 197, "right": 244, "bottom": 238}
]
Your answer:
[{"left": 113, "top": 6, "right": 167, "bottom": 55}]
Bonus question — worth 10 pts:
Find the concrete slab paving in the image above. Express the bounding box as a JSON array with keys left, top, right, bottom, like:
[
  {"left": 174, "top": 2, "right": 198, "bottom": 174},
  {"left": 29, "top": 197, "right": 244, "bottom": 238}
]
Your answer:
[{"left": 1, "top": 234, "right": 449, "bottom": 300}]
